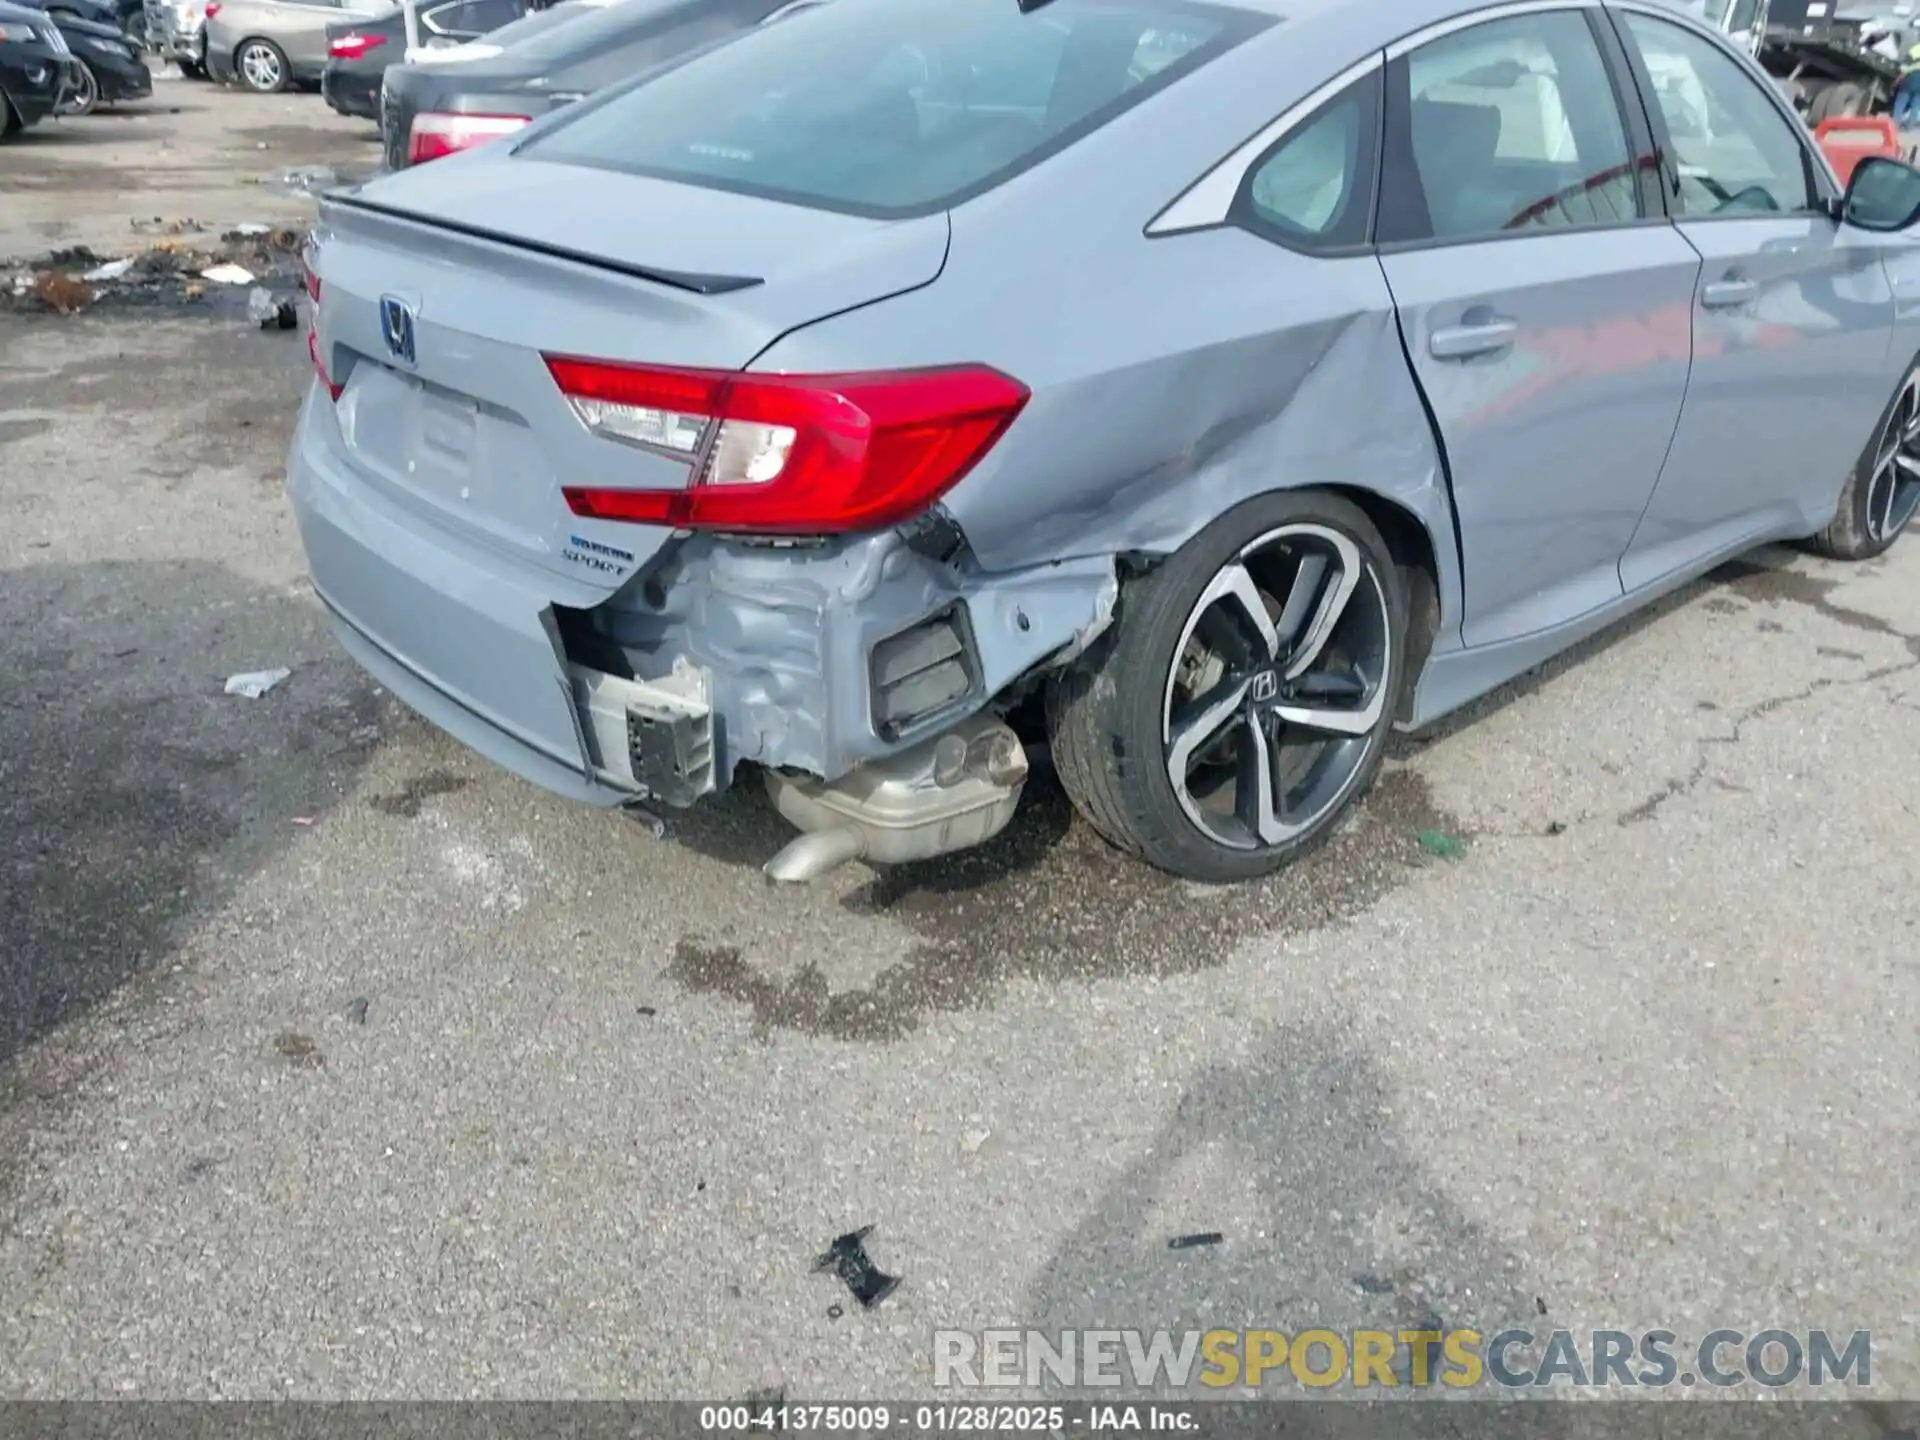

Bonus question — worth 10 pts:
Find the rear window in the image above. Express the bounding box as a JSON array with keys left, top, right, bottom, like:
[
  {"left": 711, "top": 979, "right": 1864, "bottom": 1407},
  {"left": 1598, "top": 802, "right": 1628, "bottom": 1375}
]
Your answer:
[
  {"left": 519, "top": 0, "right": 1264, "bottom": 217},
  {"left": 505, "top": 0, "right": 687, "bottom": 64}
]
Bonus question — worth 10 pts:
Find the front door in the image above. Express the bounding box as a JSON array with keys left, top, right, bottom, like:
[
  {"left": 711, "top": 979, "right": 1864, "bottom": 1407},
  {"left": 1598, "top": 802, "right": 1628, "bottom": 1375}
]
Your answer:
[
  {"left": 1376, "top": 6, "right": 1702, "bottom": 647},
  {"left": 1611, "top": 6, "right": 1897, "bottom": 591}
]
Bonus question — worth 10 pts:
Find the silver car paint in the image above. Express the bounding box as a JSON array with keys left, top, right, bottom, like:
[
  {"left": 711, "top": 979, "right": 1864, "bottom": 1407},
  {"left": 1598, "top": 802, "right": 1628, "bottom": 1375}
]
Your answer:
[
  {"left": 289, "top": 0, "right": 1920, "bottom": 816},
  {"left": 207, "top": 0, "right": 383, "bottom": 79}
]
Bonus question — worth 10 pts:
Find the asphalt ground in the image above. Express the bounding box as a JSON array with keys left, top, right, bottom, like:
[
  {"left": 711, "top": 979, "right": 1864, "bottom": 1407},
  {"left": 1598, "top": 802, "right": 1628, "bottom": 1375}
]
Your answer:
[{"left": 2, "top": 73, "right": 1918, "bottom": 1411}]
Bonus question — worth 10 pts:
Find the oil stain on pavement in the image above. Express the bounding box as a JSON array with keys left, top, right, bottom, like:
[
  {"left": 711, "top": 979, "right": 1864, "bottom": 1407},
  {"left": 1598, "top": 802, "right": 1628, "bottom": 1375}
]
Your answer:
[{"left": 667, "top": 766, "right": 1466, "bottom": 1043}]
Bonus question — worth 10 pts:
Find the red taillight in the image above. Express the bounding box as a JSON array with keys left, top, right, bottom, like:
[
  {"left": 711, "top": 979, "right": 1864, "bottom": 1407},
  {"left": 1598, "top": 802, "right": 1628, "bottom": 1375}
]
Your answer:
[
  {"left": 303, "top": 249, "right": 341, "bottom": 402},
  {"left": 407, "top": 111, "right": 530, "bottom": 164},
  {"left": 328, "top": 31, "right": 385, "bottom": 58},
  {"left": 544, "top": 358, "right": 1030, "bottom": 535}
]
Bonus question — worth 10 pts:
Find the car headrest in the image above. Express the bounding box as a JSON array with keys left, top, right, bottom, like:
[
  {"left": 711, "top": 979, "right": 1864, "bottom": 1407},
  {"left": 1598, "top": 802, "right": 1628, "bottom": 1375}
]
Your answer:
[{"left": 1411, "top": 97, "right": 1503, "bottom": 172}]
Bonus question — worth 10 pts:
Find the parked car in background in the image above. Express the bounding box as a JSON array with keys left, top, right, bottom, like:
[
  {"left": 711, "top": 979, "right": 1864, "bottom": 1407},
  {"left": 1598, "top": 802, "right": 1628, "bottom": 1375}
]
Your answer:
[
  {"left": 143, "top": 0, "right": 207, "bottom": 74},
  {"left": 204, "top": 0, "right": 384, "bottom": 91},
  {"left": 378, "top": 0, "right": 799, "bottom": 169},
  {"left": 11, "top": 0, "right": 122, "bottom": 33},
  {"left": 298, "top": 0, "right": 1920, "bottom": 886},
  {"left": 0, "top": 0, "right": 70, "bottom": 134},
  {"left": 51, "top": 7, "right": 148, "bottom": 110},
  {"left": 323, "top": 0, "right": 541, "bottom": 120}
]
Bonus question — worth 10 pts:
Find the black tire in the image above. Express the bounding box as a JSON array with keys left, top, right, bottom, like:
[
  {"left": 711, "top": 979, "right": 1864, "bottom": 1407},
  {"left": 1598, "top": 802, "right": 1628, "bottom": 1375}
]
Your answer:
[
  {"left": 1048, "top": 489, "right": 1408, "bottom": 884},
  {"left": 1803, "top": 81, "right": 1836, "bottom": 125},
  {"left": 0, "top": 92, "right": 18, "bottom": 138},
  {"left": 177, "top": 58, "right": 206, "bottom": 78},
  {"left": 1826, "top": 81, "right": 1868, "bottom": 120},
  {"left": 232, "top": 36, "right": 288, "bottom": 92},
  {"left": 1805, "top": 362, "right": 1920, "bottom": 561},
  {"left": 59, "top": 58, "right": 99, "bottom": 116}
]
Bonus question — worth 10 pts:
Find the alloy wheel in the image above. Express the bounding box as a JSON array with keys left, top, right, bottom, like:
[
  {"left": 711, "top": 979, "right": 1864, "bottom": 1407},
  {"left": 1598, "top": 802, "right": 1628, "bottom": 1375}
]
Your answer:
[
  {"left": 1867, "top": 371, "right": 1920, "bottom": 547},
  {"left": 1160, "top": 523, "right": 1392, "bottom": 851},
  {"left": 60, "top": 60, "right": 98, "bottom": 115},
  {"left": 239, "top": 41, "right": 281, "bottom": 91}
]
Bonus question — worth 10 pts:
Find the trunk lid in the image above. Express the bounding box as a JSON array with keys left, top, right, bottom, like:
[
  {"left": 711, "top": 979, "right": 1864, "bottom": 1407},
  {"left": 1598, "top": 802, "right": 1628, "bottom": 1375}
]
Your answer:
[{"left": 310, "top": 158, "right": 949, "bottom": 595}]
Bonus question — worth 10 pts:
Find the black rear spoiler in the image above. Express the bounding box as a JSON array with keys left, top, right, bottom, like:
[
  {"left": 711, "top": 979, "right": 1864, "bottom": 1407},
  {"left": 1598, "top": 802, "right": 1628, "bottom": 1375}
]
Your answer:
[{"left": 323, "top": 192, "right": 764, "bottom": 296}]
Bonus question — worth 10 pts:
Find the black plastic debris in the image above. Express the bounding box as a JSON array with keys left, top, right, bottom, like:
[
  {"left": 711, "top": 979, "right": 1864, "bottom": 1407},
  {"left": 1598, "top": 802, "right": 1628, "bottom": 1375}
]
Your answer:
[
  {"left": 347, "top": 996, "right": 370, "bottom": 1025},
  {"left": 1167, "top": 1232, "right": 1223, "bottom": 1250},
  {"left": 1352, "top": 1271, "right": 1395, "bottom": 1295},
  {"left": 814, "top": 1225, "right": 900, "bottom": 1308}
]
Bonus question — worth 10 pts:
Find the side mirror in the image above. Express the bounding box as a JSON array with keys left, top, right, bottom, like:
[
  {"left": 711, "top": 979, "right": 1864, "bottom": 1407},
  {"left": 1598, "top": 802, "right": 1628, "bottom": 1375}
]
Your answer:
[{"left": 1842, "top": 155, "right": 1920, "bottom": 231}]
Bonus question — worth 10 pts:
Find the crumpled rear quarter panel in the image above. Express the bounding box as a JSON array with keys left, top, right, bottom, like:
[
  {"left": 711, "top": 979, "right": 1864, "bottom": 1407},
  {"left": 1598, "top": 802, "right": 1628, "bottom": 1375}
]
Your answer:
[{"left": 578, "top": 533, "right": 1117, "bottom": 783}]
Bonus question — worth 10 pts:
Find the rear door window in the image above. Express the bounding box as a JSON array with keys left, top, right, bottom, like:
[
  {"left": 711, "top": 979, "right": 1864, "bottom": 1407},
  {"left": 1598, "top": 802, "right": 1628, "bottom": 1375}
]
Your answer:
[{"left": 520, "top": 0, "right": 1264, "bottom": 217}]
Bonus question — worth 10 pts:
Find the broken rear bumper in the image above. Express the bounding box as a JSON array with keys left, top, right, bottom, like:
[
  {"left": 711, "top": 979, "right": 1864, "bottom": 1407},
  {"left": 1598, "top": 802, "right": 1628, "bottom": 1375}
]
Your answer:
[{"left": 287, "top": 388, "right": 1117, "bottom": 824}]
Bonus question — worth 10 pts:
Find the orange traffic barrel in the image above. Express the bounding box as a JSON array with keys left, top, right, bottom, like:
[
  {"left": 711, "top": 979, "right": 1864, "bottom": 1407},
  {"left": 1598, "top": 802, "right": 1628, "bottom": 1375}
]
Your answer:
[{"left": 1814, "top": 116, "right": 1903, "bottom": 186}]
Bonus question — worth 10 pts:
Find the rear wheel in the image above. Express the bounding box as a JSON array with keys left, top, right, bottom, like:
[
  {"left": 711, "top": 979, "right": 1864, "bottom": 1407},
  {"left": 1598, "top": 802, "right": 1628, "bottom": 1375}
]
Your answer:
[
  {"left": 234, "top": 36, "right": 287, "bottom": 92},
  {"left": 1807, "top": 364, "right": 1920, "bottom": 560},
  {"left": 1049, "top": 490, "right": 1407, "bottom": 883}
]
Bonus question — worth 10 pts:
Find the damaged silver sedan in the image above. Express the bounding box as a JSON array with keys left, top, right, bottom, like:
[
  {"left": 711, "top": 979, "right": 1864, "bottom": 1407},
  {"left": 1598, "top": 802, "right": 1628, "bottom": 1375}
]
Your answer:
[{"left": 290, "top": 0, "right": 1920, "bottom": 883}]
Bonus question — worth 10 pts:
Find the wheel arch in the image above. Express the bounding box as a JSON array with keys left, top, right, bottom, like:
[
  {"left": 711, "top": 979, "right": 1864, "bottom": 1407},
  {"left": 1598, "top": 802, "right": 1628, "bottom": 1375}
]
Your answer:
[
  {"left": 1113, "top": 482, "right": 1455, "bottom": 723},
  {"left": 1317, "top": 485, "right": 1444, "bottom": 724}
]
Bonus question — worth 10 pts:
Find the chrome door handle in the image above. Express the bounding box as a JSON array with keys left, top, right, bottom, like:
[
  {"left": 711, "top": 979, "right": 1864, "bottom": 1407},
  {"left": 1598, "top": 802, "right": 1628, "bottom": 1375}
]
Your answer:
[
  {"left": 1701, "top": 278, "right": 1758, "bottom": 309},
  {"left": 1429, "top": 318, "right": 1518, "bottom": 360}
]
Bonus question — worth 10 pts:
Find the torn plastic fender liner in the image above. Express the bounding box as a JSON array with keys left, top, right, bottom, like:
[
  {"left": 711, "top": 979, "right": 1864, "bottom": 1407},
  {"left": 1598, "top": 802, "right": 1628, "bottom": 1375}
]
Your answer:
[{"left": 568, "top": 530, "right": 1118, "bottom": 786}]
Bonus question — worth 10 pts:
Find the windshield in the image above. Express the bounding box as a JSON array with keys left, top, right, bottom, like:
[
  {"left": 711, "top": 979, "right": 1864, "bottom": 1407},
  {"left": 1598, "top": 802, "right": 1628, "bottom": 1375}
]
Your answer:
[{"left": 520, "top": 0, "right": 1264, "bottom": 218}]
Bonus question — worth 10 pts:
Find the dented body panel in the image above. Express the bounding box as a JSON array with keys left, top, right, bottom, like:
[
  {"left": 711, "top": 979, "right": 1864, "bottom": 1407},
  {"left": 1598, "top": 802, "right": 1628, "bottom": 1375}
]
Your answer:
[{"left": 287, "top": 0, "right": 1910, "bottom": 879}]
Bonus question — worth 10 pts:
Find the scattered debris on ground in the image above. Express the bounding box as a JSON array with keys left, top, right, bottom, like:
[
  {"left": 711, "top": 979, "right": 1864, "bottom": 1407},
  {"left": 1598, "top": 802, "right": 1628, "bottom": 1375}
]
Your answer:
[
  {"left": 201, "top": 262, "right": 257, "bottom": 287},
  {"left": 224, "top": 668, "right": 291, "bottom": 699},
  {"left": 814, "top": 1225, "right": 900, "bottom": 1309},
  {"left": 3, "top": 225, "right": 309, "bottom": 321},
  {"left": 273, "top": 1032, "right": 324, "bottom": 1070},
  {"left": 1416, "top": 828, "right": 1468, "bottom": 861},
  {"left": 28, "top": 271, "right": 92, "bottom": 314},
  {"left": 82, "top": 258, "right": 135, "bottom": 283},
  {"left": 1167, "top": 1231, "right": 1223, "bottom": 1250},
  {"left": 347, "top": 997, "right": 370, "bottom": 1026},
  {"left": 247, "top": 287, "right": 299, "bottom": 330}
]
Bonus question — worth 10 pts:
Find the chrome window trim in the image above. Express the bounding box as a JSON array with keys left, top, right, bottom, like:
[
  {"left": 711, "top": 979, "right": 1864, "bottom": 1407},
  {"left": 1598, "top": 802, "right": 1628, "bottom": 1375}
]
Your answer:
[
  {"left": 1147, "top": 0, "right": 1602, "bottom": 237},
  {"left": 1146, "top": 54, "right": 1382, "bottom": 236},
  {"left": 1384, "top": 0, "right": 1597, "bottom": 59}
]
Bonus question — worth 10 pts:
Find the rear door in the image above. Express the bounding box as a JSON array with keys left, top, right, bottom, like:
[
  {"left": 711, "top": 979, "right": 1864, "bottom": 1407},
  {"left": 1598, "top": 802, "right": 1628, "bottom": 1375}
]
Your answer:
[
  {"left": 1610, "top": 4, "right": 1897, "bottom": 590},
  {"left": 1376, "top": 4, "right": 1702, "bottom": 648}
]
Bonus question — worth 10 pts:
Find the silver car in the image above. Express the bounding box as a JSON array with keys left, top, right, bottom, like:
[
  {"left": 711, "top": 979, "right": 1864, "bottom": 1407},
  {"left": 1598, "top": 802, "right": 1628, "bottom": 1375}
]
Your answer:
[
  {"left": 143, "top": 0, "right": 207, "bottom": 74},
  {"left": 291, "top": 0, "right": 1920, "bottom": 885},
  {"left": 204, "top": 0, "right": 383, "bottom": 89}
]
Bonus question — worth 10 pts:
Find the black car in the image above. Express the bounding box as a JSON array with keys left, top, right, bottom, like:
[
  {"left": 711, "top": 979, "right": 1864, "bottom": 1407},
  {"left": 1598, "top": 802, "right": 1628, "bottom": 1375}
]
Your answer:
[
  {"left": 9, "top": 0, "right": 122, "bottom": 33},
  {"left": 51, "top": 8, "right": 148, "bottom": 111},
  {"left": 322, "top": 0, "right": 543, "bottom": 120},
  {"left": 378, "top": 0, "right": 815, "bottom": 170},
  {"left": 0, "top": 0, "right": 72, "bottom": 136}
]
